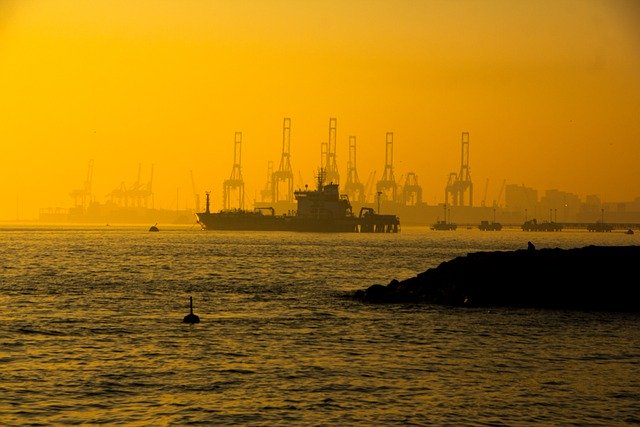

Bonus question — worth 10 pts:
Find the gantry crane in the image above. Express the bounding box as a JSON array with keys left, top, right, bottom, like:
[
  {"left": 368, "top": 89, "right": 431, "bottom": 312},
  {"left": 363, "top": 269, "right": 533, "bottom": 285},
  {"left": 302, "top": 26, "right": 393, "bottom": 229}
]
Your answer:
[
  {"left": 344, "top": 135, "right": 365, "bottom": 203},
  {"left": 223, "top": 132, "right": 245, "bottom": 210},
  {"left": 69, "top": 159, "right": 94, "bottom": 208},
  {"left": 445, "top": 132, "right": 473, "bottom": 207},
  {"left": 323, "top": 117, "right": 340, "bottom": 184},
  {"left": 271, "top": 117, "right": 294, "bottom": 203},
  {"left": 376, "top": 132, "right": 397, "bottom": 204},
  {"left": 107, "top": 163, "right": 153, "bottom": 208},
  {"left": 401, "top": 172, "right": 422, "bottom": 206},
  {"left": 127, "top": 163, "right": 154, "bottom": 208},
  {"left": 107, "top": 181, "right": 127, "bottom": 206}
]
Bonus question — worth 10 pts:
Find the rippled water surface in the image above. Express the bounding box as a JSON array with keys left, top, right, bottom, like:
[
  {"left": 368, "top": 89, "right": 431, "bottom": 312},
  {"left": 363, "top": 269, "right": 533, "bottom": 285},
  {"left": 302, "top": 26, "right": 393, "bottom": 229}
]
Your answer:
[{"left": 1, "top": 225, "right": 639, "bottom": 425}]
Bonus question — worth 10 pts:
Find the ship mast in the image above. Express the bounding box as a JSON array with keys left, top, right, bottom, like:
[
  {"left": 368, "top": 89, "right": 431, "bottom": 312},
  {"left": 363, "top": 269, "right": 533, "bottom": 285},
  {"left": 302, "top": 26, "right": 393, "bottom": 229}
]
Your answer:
[{"left": 316, "top": 168, "right": 326, "bottom": 191}]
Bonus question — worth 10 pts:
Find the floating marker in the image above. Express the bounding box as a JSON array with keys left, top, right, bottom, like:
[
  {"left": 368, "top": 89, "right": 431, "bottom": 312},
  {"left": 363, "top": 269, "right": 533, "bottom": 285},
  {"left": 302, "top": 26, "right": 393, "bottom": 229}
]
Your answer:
[{"left": 183, "top": 296, "right": 200, "bottom": 324}]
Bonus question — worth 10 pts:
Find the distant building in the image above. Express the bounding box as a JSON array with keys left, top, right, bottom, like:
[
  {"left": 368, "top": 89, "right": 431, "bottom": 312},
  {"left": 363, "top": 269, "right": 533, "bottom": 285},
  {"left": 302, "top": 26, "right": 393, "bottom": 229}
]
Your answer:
[
  {"left": 539, "top": 189, "right": 581, "bottom": 223},
  {"left": 575, "top": 195, "right": 640, "bottom": 223},
  {"left": 505, "top": 184, "right": 538, "bottom": 220}
]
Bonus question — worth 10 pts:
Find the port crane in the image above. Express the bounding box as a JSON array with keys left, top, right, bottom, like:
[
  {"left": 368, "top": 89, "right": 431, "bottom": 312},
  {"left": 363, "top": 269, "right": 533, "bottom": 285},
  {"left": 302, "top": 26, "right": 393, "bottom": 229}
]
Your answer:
[
  {"left": 128, "top": 163, "right": 154, "bottom": 208},
  {"left": 344, "top": 135, "right": 365, "bottom": 203},
  {"left": 260, "top": 161, "right": 274, "bottom": 203},
  {"left": 445, "top": 132, "right": 473, "bottom": 207},
  {"left": 271, "top": 117, "right": 294, "bottom": 203},
  {"left": 376, "top": 132, "right": 397, "bottom": 203},
  {"left": 323, "top": 117, "right": 340, "bottom": 184},
  {"left": 223, "top": 132, "right": 245, "bottom": 210},
  {"left": 401, "top": 172, "right": 422, "bottom": 206},
  {"left": 69, "top": 159, "right": 94, "bottom": 209},
  {"left": 107, "top": 163, "right": 154, "bottom": 208}
]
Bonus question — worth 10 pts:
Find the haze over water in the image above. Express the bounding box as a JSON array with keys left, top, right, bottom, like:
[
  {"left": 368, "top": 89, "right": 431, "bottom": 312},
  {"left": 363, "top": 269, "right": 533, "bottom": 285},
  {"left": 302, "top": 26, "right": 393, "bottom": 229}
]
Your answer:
[
  {"left": 1, "top": 1, "right": 640, "bottom": 220},
  {"left": 1, "top": 225, "right": 639, "bottom": 425}
]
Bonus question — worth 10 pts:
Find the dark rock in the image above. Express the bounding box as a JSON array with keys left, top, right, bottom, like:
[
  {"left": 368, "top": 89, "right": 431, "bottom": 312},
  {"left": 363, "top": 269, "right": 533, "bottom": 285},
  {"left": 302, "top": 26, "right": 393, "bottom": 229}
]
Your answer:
[{"left": 354, "top": 245, "right": 640, "bottom": 312}]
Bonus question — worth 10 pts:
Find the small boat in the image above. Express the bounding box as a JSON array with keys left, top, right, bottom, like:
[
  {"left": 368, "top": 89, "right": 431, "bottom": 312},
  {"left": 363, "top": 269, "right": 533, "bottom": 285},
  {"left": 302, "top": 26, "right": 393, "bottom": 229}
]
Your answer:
[
  {"left": 479, "top": 220, "right": 502, "bottom": 231},
  {"left": 431, "top": 220, "right": 457, "bottom": 231},
  {"left": 149, "top": 223, "right": 159, "bottom": 232},
  {"left": 626, "top": 229, "right": 635, "bottom": 235},
  {"left": 586, "top": 221, "right": 613, "bottom": 232},
  {"left": 522, "top": 219, "right": 562, "bottom": 232}
]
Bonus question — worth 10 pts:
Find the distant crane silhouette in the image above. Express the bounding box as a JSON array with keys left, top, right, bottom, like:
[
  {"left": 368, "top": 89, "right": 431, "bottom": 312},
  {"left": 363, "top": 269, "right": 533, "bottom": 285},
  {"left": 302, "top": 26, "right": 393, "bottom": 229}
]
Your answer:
[{"left": 223, "top": 132, "right": 244, "bottom": 210}]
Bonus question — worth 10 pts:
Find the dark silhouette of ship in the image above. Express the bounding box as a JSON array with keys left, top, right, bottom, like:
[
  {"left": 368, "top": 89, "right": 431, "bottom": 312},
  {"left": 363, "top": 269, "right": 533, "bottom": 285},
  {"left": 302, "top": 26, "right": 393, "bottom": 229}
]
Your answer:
[
  {"left": 586, "top": 221, "right": 614, "bottom": 232},
  {"left": 195, "top": 169, "right": 400, "bottom": 233},
  {"left": 431, "top": 203, "right": 457, "bottom": 230},
  {"left": 522, "top": 218, "right": 563, "bottom": 232},
  {"left": 478, "top": 220, "right": 502, "bottom": 231},
  {"left": 431, "top": 220, "right": 457, "bottom": 231}
]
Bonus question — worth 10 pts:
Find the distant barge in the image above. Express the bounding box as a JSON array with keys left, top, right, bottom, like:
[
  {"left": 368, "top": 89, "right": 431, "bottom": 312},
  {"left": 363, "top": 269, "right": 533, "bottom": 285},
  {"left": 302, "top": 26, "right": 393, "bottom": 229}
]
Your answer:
[
  {"left": 431, "top": 220, "right": 457, "bottom": 231},
  {"left": 586, "top": 221, "right": 614, "bottom": 232},
  {"left": 196, "top": 169, "right": 400, "bottom": 233},
  {"left": 479, "top": 220, "right": 502, "bottom": 231},
  {"left": 522, "top": 219, "right": 563, "bottom": 232}
]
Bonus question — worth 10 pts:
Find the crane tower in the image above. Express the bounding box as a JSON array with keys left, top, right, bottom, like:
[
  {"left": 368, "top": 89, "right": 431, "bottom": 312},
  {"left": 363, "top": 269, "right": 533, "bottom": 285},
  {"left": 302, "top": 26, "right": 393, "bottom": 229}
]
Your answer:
[
  {"left": 323, "top": 117, "right": 340, "bottom": 184},
  {"left": 445, "top": 132, "right": 473, "bottom": 206},
  {"left": 402, "top": 172, "right": 422, "bottom": 206},
  {"left": 69, "top": 159, "right": 94, "bottom": 209},
  {"left": 376, "top": 132, "right": 397, "bottom": 203},
  {"left": 344, "top": 136, "right": 365, "bottom": 203},
  {"left": 128, "top": 163, "right": 154, "bottom": 208},
  {"left": 223, "top": 132, "right": 245, "bottom": 210},
  {"left": 271, "top": 117, "right": 294, "bottom": 203}
]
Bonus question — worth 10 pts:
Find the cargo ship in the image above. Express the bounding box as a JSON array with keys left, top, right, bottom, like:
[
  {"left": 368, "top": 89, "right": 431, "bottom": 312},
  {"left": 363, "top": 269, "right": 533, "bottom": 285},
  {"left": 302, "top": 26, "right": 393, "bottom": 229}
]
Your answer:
[{"left": 196, "top": 169, "right": 400, "bottom": 233}]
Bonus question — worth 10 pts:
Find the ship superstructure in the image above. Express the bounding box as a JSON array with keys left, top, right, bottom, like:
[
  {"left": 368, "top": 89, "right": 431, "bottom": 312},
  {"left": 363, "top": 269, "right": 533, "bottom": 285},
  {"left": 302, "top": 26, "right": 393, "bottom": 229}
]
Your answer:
[{"left": 196, "top": 168, "right": 399, "bottom": 233}]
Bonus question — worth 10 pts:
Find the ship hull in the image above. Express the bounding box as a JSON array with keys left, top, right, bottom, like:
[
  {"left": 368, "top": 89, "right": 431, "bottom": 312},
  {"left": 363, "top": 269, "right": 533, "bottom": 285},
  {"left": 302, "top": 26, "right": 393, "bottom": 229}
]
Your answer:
[
  {"left": 195, "top": 211, "right": 397, "bottom": 233},
  {"left": 195, "top": 211, "right": 291, "bottom": 231}
]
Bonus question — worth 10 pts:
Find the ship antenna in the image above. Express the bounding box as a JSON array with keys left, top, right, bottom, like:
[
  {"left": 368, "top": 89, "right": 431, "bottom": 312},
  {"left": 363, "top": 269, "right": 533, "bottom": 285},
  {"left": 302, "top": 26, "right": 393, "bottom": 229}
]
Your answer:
[
  {"left": 316, "top": 168, "right": 326, "bottom": 190},
  {"left": 205, "top": 191, "right": 211, "bottom": 214}
]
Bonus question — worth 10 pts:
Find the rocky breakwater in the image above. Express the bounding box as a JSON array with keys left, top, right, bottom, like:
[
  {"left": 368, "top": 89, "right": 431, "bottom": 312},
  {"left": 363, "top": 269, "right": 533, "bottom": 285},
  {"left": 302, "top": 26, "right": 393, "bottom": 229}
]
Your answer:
[{"left": 354, "top": 245, "right": 640, "bottom": 312}]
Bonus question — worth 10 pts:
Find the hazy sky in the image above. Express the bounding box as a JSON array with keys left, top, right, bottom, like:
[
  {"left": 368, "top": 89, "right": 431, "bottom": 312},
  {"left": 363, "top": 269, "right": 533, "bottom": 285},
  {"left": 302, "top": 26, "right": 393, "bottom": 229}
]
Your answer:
[{"left": 1, "top": 0, "right": 639, "bottom": 219}]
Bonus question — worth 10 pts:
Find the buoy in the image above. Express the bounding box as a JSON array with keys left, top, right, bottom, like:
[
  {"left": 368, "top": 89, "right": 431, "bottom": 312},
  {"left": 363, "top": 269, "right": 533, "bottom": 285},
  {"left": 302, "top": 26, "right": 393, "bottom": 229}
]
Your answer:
[
  {"left": 149, "top": 223, "right": 159, "bottom": 232},
  {"left": 183, "top": 296, "right": 200, "bottom": 324}
]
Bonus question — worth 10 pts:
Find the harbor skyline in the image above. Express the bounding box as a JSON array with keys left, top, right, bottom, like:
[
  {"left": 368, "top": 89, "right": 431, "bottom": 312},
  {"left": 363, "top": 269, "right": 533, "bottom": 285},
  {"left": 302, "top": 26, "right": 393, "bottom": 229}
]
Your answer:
[{"left": 1, "top": 0, "right": 639, "bottom": 220}]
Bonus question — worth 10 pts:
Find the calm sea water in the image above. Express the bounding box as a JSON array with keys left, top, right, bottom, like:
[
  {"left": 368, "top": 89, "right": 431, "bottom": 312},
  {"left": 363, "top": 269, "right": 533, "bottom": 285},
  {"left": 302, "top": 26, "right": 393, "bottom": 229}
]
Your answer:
[{"left": 1, "top": 224, "right": 639, "bottom": 426}]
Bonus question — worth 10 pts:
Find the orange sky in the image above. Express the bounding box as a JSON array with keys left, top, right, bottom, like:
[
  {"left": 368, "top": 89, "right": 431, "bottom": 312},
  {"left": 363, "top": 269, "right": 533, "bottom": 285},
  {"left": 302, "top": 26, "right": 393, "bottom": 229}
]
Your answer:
[{"left": 1, "top": 0, "right": 639, "bottom": 220}]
